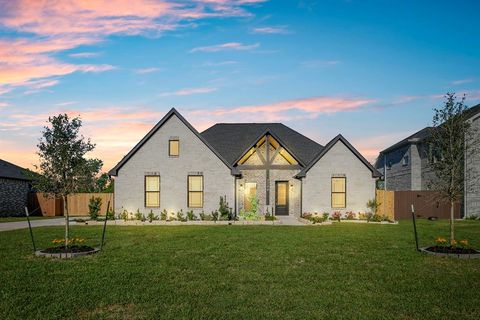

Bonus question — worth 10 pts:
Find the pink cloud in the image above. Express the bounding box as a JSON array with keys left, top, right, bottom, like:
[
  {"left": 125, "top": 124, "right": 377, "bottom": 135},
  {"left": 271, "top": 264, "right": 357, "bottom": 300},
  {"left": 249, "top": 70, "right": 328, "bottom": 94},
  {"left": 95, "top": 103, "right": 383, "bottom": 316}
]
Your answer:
[
  {"left": 0, "top": 1, "right": 265, "bottom": 91},
  {"left": 159, "top": 87, "right": 217, "bottom": 96},
  {"left": 190, "top": 42, "right": 260, "bottom": 53},
  {"left": 252, "top": 26, "right": 290, "bottom": 34}
]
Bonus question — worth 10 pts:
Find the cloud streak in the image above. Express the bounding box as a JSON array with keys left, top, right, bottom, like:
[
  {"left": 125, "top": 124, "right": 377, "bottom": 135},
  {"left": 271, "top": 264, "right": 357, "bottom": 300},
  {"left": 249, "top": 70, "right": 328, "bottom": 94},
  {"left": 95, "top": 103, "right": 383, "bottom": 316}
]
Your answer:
[
  {"left": 159, "top": 87, "right": 217, "bottom": 96},
  {"left": 252, "top": 26, "right": 290, "bottom": 34},
  {"left": 190, "top": 42, "right": 260, "bottom": 53},
  {"left": 0, "top": 0, "right": 265, "bottom": 92}
]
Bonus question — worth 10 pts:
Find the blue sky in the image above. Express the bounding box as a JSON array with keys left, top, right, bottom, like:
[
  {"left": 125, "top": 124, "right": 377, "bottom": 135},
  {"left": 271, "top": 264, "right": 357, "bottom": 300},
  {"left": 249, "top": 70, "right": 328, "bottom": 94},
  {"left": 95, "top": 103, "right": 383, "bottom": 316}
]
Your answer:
[{"left": 0, "top": 0, "right": 479, "bottom": 170}]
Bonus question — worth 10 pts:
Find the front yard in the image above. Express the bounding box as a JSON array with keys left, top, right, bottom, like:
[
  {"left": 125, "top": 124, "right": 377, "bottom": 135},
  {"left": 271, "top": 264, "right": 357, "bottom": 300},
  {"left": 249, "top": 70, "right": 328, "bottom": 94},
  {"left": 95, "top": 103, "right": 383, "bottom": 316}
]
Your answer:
[{"left": 1, "top": 220, "right": 479, "bottom": 319}]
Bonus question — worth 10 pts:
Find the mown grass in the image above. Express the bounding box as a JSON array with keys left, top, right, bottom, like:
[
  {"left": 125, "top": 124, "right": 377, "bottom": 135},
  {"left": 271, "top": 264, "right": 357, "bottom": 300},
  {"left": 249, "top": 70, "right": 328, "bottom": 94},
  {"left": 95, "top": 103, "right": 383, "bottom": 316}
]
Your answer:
[{"left": 1, "top": 220, "right": 479, "bottom": 319}]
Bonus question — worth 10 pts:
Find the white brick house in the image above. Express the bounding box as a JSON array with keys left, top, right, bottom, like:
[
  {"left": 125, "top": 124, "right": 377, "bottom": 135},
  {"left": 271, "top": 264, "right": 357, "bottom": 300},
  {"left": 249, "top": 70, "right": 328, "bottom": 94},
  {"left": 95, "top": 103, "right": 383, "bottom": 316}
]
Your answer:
[{"left": 109, "top": 108, "right": 381, "bottom": 217}]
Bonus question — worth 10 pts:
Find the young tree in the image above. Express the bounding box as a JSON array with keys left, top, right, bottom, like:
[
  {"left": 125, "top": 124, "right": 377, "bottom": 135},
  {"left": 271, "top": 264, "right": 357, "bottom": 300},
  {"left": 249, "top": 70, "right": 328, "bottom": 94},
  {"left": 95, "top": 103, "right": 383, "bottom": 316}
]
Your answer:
[
  {"left": 34, "top": 114, "right": 102, "bottom": 247},
  {"left": 428, "top": 93, "right": 478, "bottom": 245}
]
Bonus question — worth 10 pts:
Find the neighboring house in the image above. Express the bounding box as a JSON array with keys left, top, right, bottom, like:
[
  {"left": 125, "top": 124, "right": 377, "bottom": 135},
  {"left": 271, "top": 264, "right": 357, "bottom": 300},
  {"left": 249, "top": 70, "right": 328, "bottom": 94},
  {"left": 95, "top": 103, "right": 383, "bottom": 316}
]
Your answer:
[
  {"left": 110, "top": 108, "right": 380, "bottom": 217},
  {"left": 0, "top": 159, "right": 33, "bottom": 217},
  {"left": 375, "top": 104, "right": 480, "bottom": 217}
]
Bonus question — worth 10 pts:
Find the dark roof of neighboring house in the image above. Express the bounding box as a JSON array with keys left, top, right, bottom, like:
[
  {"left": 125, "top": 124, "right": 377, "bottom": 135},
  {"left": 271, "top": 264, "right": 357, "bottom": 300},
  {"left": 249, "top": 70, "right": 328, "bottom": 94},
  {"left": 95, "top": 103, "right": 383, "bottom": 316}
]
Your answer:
[
  {"left": 109, "top": 108, "right": 235, "bottom": 176},
  {"left": 296, "top": 134, "right": 382, "bottom": 178},
  {"left": 201, "top": 123, "right": 324, "bottom": 166},
  {"left": 0, "top": 159, "right": 32, "bottom": 181},
  {"left": 379, "top": 127, "right": 433, "bottom": 154},
  {"left": 379, "top": 103, "right": 480, "bottom": 155}
]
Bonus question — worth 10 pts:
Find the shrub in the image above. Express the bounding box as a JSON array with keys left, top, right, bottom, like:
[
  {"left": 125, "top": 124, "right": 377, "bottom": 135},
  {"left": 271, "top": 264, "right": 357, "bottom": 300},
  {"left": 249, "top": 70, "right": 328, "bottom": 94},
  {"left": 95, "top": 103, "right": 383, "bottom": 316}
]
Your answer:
[
  {"left": 346, "top": 211, "right": 356, "bottom": 220},
  {"left": 88, "top": 196, "right": 102, "bottom": 220},
  {"left": 466, "top": 214, "right": 479, "bottom": 220},
  {"left": 265, "top": 210, "right": 276, "bottom": 221},
  {"left": 322, "top": 213, "right": 330, "bottom": 221},
  {"left": 106, "top": 208, "right": 115, "bottom": 220},
  {"left": 211, "top": 210, "right": 219, "bottom": 222},
  {"left": 176, "top": 210, "right": 186, "bottom": 222},
  {"left": 121, "top": 209, "right": 129, "bottom": 222},
  {"left": 147, "top": 210, "right": 158, "bottom": 223},
  {"left": 371, "top": 213, "right": 384, "bottom": 222},
  {"left": 219, "top": 196, "right": 232, "bottom": 220},
  {"left": 186, "top": 210, "right": 197, "bottom": 221},
  {"left": 366, "top": 199, "right": 381, "bottom": 214},
  {"left": 200, "top": 211, "right": 213, "bottom": 221},
  {"left": 168, "top": 212, "right": 177, "bottom": 221},
  {"left": 134, "top": 209, "right": 144, "bottom": 221},
  {"left": 331, "top": 211, "right": 342, "bottom": 222},
  {"left": 160, "top": 209, "right": 167, "bottom": 221}
]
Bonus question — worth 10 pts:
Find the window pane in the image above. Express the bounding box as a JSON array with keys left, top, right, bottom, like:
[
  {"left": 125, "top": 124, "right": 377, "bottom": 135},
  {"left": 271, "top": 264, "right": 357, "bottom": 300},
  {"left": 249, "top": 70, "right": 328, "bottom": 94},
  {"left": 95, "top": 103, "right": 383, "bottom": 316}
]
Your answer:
[
  {"left": 146, "top": 176, "right": 160, "bottom": 191},
  {"left": 169, "top": 140, "right": 179, "bottom": 156},
  {"left": 188, "top": 176, "right": 203, "bottom": 191},
  {"left": 146, "top": 192, "right": 160, "bottom": 207},
  {"left": 332, "top": 193, "right": 346, "bottom": 208},
  {"left": 276, "top": 183, "right": 287, "bottom": 205},
  {"left": 332, "top": 178, "right": 345, "bottom": 192},
  {"left": 189, "top": 192, "right": 203, "bottom": 207}
]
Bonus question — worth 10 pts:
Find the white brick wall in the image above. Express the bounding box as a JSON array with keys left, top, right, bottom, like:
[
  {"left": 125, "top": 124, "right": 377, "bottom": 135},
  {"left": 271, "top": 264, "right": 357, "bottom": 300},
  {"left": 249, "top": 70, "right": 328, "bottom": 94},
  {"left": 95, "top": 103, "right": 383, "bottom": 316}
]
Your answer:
[
  {"left": 302, "top": 140, "right": 376, "bottom": 214},
  {"left": 114, "top": 114, "right": 234, "bottom": 216}
]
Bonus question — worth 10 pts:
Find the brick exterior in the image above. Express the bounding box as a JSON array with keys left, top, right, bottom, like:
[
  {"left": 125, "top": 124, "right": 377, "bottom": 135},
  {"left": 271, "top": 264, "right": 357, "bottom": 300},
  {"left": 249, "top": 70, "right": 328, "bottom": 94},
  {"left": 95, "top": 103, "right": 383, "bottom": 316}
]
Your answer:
[
  {"left": 0, "top": 178, "right": 31, "bottom": 217},
  {"left": 114, "top": 114, "right": 235, "bottom": 215},
  {"left": 302, "top": 140, "right": 376, "bottom": 214}
]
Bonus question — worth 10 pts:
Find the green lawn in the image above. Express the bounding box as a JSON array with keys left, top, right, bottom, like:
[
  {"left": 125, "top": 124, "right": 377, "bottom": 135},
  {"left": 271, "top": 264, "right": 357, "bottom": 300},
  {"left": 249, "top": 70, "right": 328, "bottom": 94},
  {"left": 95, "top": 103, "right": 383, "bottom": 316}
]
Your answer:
[
  {"left": 1, "top": 220, "right": 479, "bottom": 320},
  {"left": 0, "top": 216, "right": 61, "bottom": 223}
]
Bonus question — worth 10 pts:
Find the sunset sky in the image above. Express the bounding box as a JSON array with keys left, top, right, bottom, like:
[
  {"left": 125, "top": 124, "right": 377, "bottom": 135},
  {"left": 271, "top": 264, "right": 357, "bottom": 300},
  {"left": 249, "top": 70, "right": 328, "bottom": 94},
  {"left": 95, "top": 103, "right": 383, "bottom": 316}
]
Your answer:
[{"left": 1, "top": 0, "right": 479, "bottom": 172}]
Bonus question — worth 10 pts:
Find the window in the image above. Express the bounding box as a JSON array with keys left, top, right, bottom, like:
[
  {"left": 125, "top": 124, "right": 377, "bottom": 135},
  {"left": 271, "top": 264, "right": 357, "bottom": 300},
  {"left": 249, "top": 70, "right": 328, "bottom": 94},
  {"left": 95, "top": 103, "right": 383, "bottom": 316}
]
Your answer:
[
  {"left": 188, "top": 175, "right": 203, "bottom": 208},
  {"left": 145, "top": 176, "right": 160, "bottom": 207},
  {"left": 169, "top": 139, "right": 179, "bottom": 157},
  {"left": 402, "top": 154, "right": 409, "bottom": 166},
  {"left": 331, "top": 177, "right": 346, "bottom": 208}
]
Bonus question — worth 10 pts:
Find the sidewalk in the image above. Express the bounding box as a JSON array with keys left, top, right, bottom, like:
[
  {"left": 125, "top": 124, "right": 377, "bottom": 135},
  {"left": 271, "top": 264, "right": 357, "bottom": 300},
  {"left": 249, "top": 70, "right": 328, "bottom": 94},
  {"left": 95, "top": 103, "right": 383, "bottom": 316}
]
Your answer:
[{"left": 0, "top": 218, "right": 67, "bottom": 232}]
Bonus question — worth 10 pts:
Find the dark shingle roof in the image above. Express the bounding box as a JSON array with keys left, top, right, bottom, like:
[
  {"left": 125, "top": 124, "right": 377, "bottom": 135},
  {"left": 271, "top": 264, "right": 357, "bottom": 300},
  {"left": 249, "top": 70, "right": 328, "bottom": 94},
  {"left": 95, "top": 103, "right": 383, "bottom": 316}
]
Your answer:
[
  {"left": 380, "top": 127, "right": 432, "bottom": 154},
  {"left": 379, "top": 103, "right": 480, "bottom": 154},
  {"left": 201, "top": 123, "right": 324, "bottom": 166},
  {"left": 0, "top": 159, "right": 32, "bottom": 181}
]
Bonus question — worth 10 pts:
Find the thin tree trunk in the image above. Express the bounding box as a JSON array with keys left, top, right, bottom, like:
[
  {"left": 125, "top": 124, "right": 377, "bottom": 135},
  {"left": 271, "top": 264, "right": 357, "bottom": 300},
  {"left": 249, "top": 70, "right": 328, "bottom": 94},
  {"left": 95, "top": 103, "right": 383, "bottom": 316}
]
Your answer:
[
  {"left": 450, "top": 200, "right": 455, "bottom": 245},
  {"left": 63, "top": 195, "right": 69, "bottom": 249}
]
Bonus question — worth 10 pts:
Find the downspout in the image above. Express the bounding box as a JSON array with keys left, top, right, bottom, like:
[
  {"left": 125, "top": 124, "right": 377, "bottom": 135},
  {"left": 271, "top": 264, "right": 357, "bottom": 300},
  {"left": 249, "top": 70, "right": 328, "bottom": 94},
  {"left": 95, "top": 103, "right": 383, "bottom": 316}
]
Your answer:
[
  {"left": 300, "top": 178, "right": 303, "bottom": 218},
  {"left": 234, "top": 176, "right": 237, "bottom": 218}
]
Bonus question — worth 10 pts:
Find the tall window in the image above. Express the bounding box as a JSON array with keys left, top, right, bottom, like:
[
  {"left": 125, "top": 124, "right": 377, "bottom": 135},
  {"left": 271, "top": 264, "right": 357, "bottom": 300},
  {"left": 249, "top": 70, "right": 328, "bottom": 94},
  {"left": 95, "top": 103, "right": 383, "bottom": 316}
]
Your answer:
[
  {"left": 169, "top": 139, "right": 179, "bottom": 157},
  {"left": 188, "top": 175, "right": 203, "bottom": 208},
  {"left": 331, "top": 177, "right": 346, "bottom": 208},
  {"left": 145, "top": 176, "right": 160, "bottom": 207}
]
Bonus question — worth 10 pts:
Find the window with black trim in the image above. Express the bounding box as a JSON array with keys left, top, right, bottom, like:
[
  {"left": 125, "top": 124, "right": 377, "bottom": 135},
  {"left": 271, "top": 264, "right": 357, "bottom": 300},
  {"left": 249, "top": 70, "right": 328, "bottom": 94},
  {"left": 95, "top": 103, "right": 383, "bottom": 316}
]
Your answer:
[
  {"left": 188, "top": 175, "right": 203, "bottom": 208},
  {"left": 169, "top": 139, "right": 179, "bottom": 157},
  {"left": 402, "top": 154, "right": 409, "bottom": 166},
  {"left": 145, "top": 176, "right": 160, "bottom": 207},
  {"left": 331, "top": 177, "right": 346, "bottom": 208}
]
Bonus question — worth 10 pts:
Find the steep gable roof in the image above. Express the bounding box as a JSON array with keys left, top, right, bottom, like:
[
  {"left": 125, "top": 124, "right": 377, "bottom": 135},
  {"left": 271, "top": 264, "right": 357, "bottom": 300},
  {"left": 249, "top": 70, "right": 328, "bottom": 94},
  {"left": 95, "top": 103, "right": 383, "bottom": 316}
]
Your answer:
[
  {"left": 108, "top": 108, "right": 235, "bottom": 176},
  {"left": 201, "top": 123, "right": 323, "bottom": 166},
  {"left": 0, "top": 159, "right": 32, "bottom": 181},
  {"left": 296, "top": 134, "right": 381, "bottom": 178}
]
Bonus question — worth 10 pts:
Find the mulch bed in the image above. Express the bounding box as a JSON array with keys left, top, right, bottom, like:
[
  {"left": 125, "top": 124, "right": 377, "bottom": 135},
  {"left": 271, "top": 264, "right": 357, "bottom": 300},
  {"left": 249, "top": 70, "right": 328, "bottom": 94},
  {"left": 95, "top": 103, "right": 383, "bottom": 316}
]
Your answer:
[
  {"left": 424, "top": 246, "right": 478, "bottom": 255},
  {"left": 40, "top": 245, "right": 96, "bottom": 254}
]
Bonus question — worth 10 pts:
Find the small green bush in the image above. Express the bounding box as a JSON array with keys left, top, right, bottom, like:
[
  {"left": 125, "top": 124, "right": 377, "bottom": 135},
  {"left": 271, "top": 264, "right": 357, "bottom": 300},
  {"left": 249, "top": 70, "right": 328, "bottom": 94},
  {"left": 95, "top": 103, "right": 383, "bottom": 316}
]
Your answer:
[
  {"left": 106, "top": 208, "right": 115, "bottom": 220},
  {"left": 147, "top": 210, "right": 158, "bottom": 223},
  {"left": 176, "top": 210, "right": 186, "bottom": 222},
  {"left": 160, "top": 209, "right": 167, "bottom": 221},
  {"left": 134, "top": 209, "right": 144, "bottom": 221},
  {"left": 121, "top": 209, "right": 129, "bottom": 222},
  {"left": 211, "top": 210, "right": 219, "bottom": 222},
  {"left": 186, "top": 210, "right": 197, "bottom": 221},
  {"left": 88, "top": 196, "right": 102, "bottom": 220},
  {"left": 200, "top": 211, "right": 213, "bottom": 221}
]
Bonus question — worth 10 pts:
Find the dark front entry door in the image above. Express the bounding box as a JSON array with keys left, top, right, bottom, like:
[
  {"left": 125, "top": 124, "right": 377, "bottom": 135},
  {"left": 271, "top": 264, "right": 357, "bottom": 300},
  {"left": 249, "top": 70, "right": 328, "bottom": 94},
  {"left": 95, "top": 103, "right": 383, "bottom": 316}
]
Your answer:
[{"left": 275, "top": 181, "right": 289, "bottom": 215}]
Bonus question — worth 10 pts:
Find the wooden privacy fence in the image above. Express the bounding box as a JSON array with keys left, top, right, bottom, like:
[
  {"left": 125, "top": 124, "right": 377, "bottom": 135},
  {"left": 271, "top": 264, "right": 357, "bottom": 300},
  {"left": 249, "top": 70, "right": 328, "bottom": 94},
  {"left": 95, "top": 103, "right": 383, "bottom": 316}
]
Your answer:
[
  {"left": 28, "top": 193, "right": 113, "bottom": 216},
  {"left": 376, "top": 190, "right": 461, "bottom": 220}
]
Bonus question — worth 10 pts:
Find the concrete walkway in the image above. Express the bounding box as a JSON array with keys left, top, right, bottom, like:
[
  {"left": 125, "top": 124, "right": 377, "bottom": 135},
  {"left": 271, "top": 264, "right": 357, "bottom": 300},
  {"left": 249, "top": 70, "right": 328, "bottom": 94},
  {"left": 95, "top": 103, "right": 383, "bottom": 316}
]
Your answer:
[
  {"left": 0, "top": 218, "right": 67, "bottom": 232},
  {"left": 274, "top": 215, "right": 306, "bottom": 225}
]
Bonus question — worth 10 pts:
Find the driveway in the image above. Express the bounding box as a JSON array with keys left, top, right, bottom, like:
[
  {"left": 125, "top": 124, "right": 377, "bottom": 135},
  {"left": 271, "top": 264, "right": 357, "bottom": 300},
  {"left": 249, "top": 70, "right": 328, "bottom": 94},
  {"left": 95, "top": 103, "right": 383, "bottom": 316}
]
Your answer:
[{"left": 0, "top": 218, "right": 67, "bottom": 232}]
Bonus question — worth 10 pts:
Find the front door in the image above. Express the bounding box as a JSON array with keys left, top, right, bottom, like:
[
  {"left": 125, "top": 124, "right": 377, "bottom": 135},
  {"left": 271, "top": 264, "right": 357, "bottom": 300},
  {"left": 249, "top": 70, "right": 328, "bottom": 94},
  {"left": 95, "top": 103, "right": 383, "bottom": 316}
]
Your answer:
[{"left": 275, "top": 181, "right": 289, "bottom": 215}]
